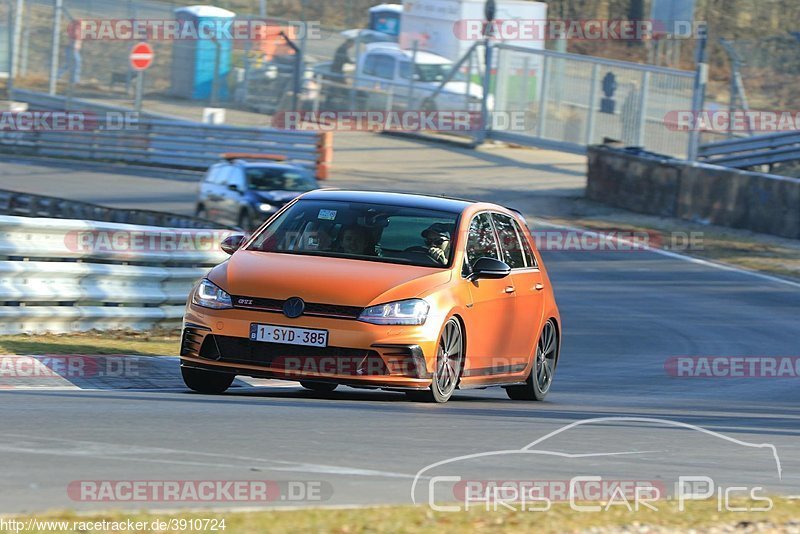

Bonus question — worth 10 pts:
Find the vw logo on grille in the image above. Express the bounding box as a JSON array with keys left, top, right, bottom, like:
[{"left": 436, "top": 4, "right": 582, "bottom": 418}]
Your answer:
[{"left": 283, "top": 297, "right": 305, "bottom": 319}]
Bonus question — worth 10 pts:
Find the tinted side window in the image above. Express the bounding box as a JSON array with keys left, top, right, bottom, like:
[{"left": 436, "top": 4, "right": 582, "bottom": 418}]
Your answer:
[
  {"left": 214, "top": 165, "right": 232, "bottom": 186},
  {"left": 516, "top": 220, "right": 537, "bottom": 268},
  {"left": 492, "top": 213, "right": 525, "bottom": 269},
  {"left": 373, "top": 55, "right": 396, "bottom": 79},
  {"left": 205, "top": 165, "right": 225, "bottom": 185},
  {"left": 229, "top": 167, "right": 246, "bottom": 190},
  {"left": 362, "top": 55, "right": 378, "bottom": 76},
  {"left": 466, "top": 213, "right": 499, "bottom": 266}
]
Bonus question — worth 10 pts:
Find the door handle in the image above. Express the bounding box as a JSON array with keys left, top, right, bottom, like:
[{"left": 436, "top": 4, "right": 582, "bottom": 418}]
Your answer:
[
  {"left": 534, "top": 283, "right": 545, "bottom": 291},
  {"left": 504, "top": 286, "right": 516, "bottom": 294}
]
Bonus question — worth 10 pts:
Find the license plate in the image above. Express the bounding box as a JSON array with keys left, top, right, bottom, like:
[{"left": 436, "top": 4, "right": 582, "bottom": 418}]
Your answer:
[{"left": 250, "top": 324, "right": 328, "bottom": 347}]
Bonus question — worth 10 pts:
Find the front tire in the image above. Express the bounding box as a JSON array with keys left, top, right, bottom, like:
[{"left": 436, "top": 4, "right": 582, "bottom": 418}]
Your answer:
[
  {"left": 406, "top": 318, "right": 463, "bottom": 403},
  {"left": 300, "top": 381, "right": 338, "bottom": 393},
  {"left": 506, "top": 319, "right": 558, "bottom": 401},
  {"left": 181, "top": 367, "right": 235, "bottom": 394}
]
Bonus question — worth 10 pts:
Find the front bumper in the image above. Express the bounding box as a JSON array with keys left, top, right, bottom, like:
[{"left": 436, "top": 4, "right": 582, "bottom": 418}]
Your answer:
[{"left": 180, "top": 305, "right": 439, "bottom": 389}]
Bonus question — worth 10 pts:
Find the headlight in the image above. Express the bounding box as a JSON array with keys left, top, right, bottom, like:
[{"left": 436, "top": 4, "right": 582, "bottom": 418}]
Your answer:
[
  {"left": 358, "top": 299, "right": 430, "bottom": 325},
  {"left": 259, "top": 203, "right": 277, "bottom": 213},
  {"left": 192, "top": 279, "right": 233, "bottom": 310}
]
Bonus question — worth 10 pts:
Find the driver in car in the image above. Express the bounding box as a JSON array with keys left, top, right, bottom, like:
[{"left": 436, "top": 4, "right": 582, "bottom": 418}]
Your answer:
[{"left": 421, "top": 223, "right": 452, "bottom": 265}]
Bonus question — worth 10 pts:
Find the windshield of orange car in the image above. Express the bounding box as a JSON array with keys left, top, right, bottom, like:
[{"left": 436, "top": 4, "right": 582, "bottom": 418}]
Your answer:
[{"left": 247, "top": 200, "right": 459, "bottom": 268}]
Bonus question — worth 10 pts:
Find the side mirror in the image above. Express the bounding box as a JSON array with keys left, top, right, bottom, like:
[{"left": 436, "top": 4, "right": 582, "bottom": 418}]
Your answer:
[
  {"left": 220, "top": 234, "right": 246, "bottom": 255},
  {"left": 228, "top": 184, "right": 241, "bottom": 193},
  {"left": 469, "top": 257, "right": 511, "bottom": 281}
]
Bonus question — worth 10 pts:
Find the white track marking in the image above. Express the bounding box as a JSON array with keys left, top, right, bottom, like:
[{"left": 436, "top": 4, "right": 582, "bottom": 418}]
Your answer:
[{"left": 531, "top": 218, "right": 800, "bottom": 290}]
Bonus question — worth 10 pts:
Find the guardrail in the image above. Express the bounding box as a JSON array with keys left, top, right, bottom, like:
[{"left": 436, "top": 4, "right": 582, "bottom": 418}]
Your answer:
[
  {"left": 0, "top": 188, "right": 230, "bottom": 229},
  {"left": 0, "top": 215, "right": 230, "bottom": 334},
  {"left": 698, "top": 131, "right": 800, "bottom": 169},
  {"left": 6, "top": 89, "right": 332, "bottom": 179}
]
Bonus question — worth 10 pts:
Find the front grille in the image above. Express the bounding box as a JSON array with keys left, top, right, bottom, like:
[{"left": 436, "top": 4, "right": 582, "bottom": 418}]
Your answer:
[
  {"left": 231, "top": 296, "right": 363, "bottom": 320},
  {"left": 199, "top": 335, "right": 387, "bottom": 376}
]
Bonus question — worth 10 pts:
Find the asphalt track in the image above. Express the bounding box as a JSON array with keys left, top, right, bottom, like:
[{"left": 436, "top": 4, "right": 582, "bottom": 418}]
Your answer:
[{"left": 0, "top": 150, "right": 798, "bottom": 513}]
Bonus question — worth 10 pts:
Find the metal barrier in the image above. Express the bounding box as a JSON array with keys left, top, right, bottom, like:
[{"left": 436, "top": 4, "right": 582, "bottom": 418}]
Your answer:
[
  {"left": 7, "top": 89, "right": 330, "bottom": 177},
  {"left": 698, "top": 131, "right": 800, "bottom": 169},
  {"left": 0, "top": 215, "right": 230, "bottom": 334},
  {"left": 0, "top": 188, "right": 229, "bottom": 229}
]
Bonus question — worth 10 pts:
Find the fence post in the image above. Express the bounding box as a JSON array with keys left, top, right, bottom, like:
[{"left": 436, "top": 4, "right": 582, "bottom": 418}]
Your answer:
[
  {"left": 10, "top": 0, "right": 24, "bottom": 85},
  {"left": 687, "top": 24, "right": 708, "bottom": 160},
  {"left": 407, "top": 40, "right": 418, "bottom": 110},
  {"left": 636, "top": 71, "right": 650, "bottom": 147},
  {"left": 476, "top": 41, "right": 493, "bottom": 145},
  {"left": 48, "top": 0, "right": 63, "bottom": 96},
  {"left": 584, "top": 63, "right": 599, "bottom": 146},
  {"left": 537, "top": 55, "right": 550, "bottom": 137}
]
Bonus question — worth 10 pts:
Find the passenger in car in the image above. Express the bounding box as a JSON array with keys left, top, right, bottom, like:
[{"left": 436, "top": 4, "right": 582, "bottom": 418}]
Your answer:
[{"left": 339, "top": 226, "right": 374, "bottom": 256}]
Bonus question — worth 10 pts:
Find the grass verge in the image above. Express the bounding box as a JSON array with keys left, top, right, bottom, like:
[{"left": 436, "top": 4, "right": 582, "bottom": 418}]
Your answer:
[
  {"left": 0, "top": 330, "right": 180, "bottom": 357},
  {"left": 3, "top": 499, "right": 799, "bottom": 533}
]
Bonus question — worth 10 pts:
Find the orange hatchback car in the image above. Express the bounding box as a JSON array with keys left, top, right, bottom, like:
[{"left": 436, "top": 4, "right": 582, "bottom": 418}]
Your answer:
[{"left": 181, "top": 190, "right": 561, "bottom": 403}]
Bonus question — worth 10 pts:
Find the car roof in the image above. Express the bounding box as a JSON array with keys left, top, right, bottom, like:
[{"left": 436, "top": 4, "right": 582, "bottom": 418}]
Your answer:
[
  {"left": 301, "top": 190, "right": 475, "bottom": 213},
  {"left": 364, "top": 43, "right": 452, "bottom": 65}
]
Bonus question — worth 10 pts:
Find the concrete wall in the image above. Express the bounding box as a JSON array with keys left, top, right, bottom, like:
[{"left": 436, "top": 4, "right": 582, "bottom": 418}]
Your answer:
[{"left": 587, "top": 146, "right": 800, "bottom": 239}]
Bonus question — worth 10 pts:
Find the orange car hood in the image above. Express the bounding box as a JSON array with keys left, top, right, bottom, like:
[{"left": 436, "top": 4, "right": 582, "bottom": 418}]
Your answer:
[{"left": 209, "top": 250, "right": 452, "bottom": 307}]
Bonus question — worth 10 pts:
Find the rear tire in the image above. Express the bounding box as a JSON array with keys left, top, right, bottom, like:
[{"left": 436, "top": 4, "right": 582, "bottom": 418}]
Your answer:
[
  {"left": 506, "top": 319, "right": 558, "bottom": 401},
  {"left": 300, "top": 381, "right": 338, "bottom": 393},
  {"left": 181, "top": 367, "right": 235, "bottom": 394},
  {"left": 406, "top": 318, "right": 463, "bottom": 404}
]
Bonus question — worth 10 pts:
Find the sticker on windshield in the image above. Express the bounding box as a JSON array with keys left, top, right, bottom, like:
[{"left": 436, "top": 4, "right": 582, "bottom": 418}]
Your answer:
[{"left": 318, "top": 209, "right": 337, "bottom": 221}]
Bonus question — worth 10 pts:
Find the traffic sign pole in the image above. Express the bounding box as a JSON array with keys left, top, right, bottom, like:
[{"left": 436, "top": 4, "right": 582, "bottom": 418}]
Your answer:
[
  {"left": 129, "top": 42, "right": 154, "bottom": 114},
  {"left": 135, "top": 70, "right": 145, "bottom": 113}
]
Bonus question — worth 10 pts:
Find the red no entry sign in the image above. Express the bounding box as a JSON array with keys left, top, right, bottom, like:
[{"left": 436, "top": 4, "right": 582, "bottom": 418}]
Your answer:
[{"left": 130, "top": 42, "right": 154, "bottom": 71}]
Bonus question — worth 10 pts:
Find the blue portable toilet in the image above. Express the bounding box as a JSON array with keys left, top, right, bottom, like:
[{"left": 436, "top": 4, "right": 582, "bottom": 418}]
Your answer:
[
  {"left": 171, "top": 5, "right": 235, "bottom": 101},
  {"left": 369, "top": 4, "right": 403, "bottom": 40}
]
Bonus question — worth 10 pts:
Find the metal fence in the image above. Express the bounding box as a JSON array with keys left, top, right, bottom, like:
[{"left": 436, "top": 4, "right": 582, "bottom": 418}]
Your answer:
[
  {"left": 489, "top": 43, "right": 696, "bottom": 158},
  {"left": 0, "top": 214, "right": 229, "bottom": 334},
  {"left": 5, "top": 0, "right": 347, "bottom": 115},
  {"left": 3, "top": 0, "right": 707, "bottom": 160}
]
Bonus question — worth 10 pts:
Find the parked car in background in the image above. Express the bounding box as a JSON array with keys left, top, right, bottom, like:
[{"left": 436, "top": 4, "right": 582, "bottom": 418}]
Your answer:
[
  {"left": 196, "top": 154, "right": 319, "bottom": 231},
  {"left": 354, "top": 43, "right": 491, "bottom": 112}
]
